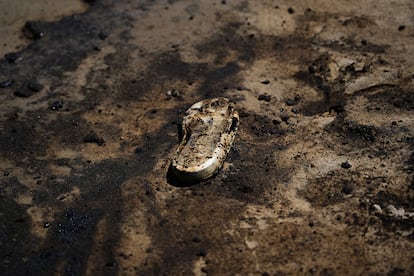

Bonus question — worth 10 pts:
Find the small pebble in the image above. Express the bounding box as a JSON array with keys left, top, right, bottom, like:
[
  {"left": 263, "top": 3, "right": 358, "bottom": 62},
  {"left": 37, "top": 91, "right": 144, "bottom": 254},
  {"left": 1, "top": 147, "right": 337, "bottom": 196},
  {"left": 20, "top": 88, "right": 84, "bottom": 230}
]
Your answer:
[
  {"left": 280, "top": 114, "right": 289, "bottom": 122},
  {"left": 398, "top": 25, "right": 406, "bottom": 31},
  {"left": 83, "top": 133, "right": 105, "bottom": 146},
  {"left": 341, "top": 183, "right": 353, "bottom": 194},
  {"left": 167, "top": 89, "right": 180, "bottom": 97},
  {"left": 196, "top": 249, "right": 207, "bottom": 257},
  {"left": 373, "top": 204, "right": 382, "bottom": 213},
  {"left": 14, "top": 89, "right": 33, "bottom": 98},
  {"left": 308, "top": 65, "right": 317, "bottom": 74},
  {"left": 258, "top": 94, "right": 271, "bottom": 102},
  {"left": 261, "top": 80, "right": 270, "bottom": 85},
  {"left": 288, "top": 7, "right": 295, "bottom": 14},
  {"left": 28, "top": 80, "right": 43, "bottom": 92},
  {"left": 0, "top": 79, "right": 14, "bottom": 88},
  {"left": 3, "top": 171, "right": 10, "bottom": 176},
  {"left": 105, "top": 261, "right": 118, "bottom": 267},
  {"left": 341, "top": 161, "right": 352, "bottom": 169},
  {"left": 50, "top": 101, "right": 64, "bottom": 110},
  {"left": 192, "top": 237, "right": 201, "bottom": 243},
  {"left": 98, "top": 32, "right": 108, "bottom": 40},
  {"left": 285, "top": 98, "right": 297, "bottom": 106}
]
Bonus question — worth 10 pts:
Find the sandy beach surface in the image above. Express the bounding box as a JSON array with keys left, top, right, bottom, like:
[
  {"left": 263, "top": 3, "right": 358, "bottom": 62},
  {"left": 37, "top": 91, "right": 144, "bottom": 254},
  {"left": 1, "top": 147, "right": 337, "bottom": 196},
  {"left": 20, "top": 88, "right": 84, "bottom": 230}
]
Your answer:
[{"left": 0, "top": 0, "right": 413, "bottom": 274}]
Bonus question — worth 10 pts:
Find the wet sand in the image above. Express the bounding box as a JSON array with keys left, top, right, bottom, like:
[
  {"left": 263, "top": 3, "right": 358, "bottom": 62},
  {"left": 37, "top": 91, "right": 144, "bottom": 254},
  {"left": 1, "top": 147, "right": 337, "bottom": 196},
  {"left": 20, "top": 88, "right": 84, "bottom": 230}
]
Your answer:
[{"left": 0, "top": 0, "right": 413, "bottom": 275}]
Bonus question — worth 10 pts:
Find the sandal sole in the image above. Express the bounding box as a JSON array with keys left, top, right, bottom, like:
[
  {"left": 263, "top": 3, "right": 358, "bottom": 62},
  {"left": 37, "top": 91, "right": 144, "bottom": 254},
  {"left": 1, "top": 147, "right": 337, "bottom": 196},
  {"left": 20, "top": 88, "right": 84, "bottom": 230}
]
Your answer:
[{"left": 171, "top": 98, "right": 239, "bottom": 182}]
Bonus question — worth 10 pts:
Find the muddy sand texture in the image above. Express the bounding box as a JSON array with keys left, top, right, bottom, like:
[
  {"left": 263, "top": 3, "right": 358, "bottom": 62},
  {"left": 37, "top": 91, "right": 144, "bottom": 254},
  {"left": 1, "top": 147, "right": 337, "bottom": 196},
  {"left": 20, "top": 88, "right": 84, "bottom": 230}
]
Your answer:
[{"left": 0, "top": 0, "right": 413, "bottom": 275}]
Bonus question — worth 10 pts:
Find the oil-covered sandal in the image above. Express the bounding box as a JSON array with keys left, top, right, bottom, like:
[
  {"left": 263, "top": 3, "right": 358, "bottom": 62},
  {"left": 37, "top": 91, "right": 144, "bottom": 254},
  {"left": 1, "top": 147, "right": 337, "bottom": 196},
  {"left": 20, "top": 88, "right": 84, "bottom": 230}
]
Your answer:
[{"left": 171, "top": 98, "right": 239, "bottom": 183}]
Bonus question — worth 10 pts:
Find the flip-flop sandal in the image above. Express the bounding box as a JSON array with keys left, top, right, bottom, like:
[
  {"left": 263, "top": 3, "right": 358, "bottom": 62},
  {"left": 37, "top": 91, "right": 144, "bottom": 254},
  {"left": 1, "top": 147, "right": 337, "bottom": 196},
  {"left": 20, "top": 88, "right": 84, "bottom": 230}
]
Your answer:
[{"left": 171, "top": 98, "right": 239, "bottom": 182}]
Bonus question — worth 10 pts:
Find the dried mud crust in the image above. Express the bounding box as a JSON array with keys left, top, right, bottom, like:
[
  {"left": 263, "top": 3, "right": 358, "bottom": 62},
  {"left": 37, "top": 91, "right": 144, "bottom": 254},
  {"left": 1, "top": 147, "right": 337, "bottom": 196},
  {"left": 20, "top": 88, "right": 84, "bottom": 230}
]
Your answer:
[{"left": 0, "top": 0, "right": 413, "bottom": 275}]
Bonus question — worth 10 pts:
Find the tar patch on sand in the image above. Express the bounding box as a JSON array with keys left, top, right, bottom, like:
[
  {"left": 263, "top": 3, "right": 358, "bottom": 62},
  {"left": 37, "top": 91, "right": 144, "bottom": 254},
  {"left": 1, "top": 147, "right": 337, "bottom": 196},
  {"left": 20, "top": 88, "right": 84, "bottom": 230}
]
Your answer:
[{"left": 1, "top": 0, "right": 413, "bottom": 274}]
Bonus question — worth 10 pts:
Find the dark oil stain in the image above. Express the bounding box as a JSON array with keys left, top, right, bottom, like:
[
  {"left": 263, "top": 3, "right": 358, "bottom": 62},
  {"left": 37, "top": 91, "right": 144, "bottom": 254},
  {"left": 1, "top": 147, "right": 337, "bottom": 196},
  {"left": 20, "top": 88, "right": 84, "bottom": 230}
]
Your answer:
[
  {"left": 23, "top": 21, "right": 44, "bottom": 40},
  {"left": 245, "top": 114, "right": 284, "bottom": 137},
  {"left": 0, "top": 0, "right": 412, "bottom": 274},
  {"left": 0, "top": 0, "right": 129, "bottom": 88},
  {"left": 199, "top": 62, "right": 241, "bottom": 98},
  {"left": 0, "top": 196, "right": 32, "bottom": 274},
  {"left": 151, "top": 52, "right": 206, "bottom": 81},
  {"left": 326, "top": 114, "right": 378, "bottom": 145},
  {"left": 298, "top": 173, "right": 354, "bottom": 207},
  {"left": 296, "top": 11, "right": 387, "bottom": 54},
  {"left": 293, "top": 54, "right": 346, "bottom": 116},
  {"left": 364, "top": 86, "right": 414, "bottom": 111},
  {"left": 141, "top": 92, "right": 288, "bottom": 273},
  {"left": 47, "top": 113, "right": 107, "bottom": 146},
  {"left": 0, "top": 119, "right": 47, "bottom": 159},
  {"left": 1, "top": 127, "right": 167, "bottom": 275},
  {"left": 144, "top": 116, "right": 289, "bottom": 274},
  {"left": 195, "top": 22, "right": 256, "bottom": 64}
]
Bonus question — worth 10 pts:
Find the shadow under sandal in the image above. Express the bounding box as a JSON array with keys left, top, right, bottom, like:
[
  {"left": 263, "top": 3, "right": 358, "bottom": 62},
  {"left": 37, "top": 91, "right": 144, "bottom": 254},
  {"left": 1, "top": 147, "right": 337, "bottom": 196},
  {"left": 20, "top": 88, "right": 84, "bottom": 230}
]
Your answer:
[{"left": 171, "top": 98, "right": 239, "bottom": 183}]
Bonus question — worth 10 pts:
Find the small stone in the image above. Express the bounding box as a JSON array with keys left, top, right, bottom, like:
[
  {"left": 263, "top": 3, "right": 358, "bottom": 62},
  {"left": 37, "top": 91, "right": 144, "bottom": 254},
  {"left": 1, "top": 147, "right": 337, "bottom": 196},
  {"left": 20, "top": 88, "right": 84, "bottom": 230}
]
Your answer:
[
  {"left": 196, "top": 249, "right": 207, "bottom": 257},
  {"left": 261, "top": 80, "right": 270, "bottom": 85},
  {"left": 398, "top": 25, "right": 406, "bottom": 31},
  {"left": 308, "top": 65, "right": 317, "bottom": 73},
  {"left": 341, "top": 161, "right": 352, "bottom": 169},
  {"left": 288, "top": 7, "right": 295, "bottom": 14},
  {"left": 373, "top": 204, "right": 382, "bottom": 213},
  {"left": 43, "top": 222, "right": 50, "bottom": 228},
  {"left": 192, "top": 237, "right": 201, "bottom": 243},
  {"left": 258, "top": 94, "right": 271, "bottom": 102},
  {"left": 98, "top": 32, "right": 108, "bottom": 40},
  {"left": 341, "top": 183, "right": 353, "bottom": 194},
  {"left": 167, "top": 89, "right": 180, "bottom": 97},
  {"left": 28, "top": 81, "right": 43, "bottom": 92},
  {"left": 0, "top": 79, "right": 14, "bottom": 88},
  {"left": 105, "top": 261, "right": 117, "bottom": 267},
  {"left": 83, "top": 133, "right": 105, "bottom": 146},
  {"left": 280, "top": 114, "right": 289, "bottom": 122},
  {"left": 14, "top": 89, "right": 33, "bottom": 98},
  {"left": 50, "top": 101, "right": 64, "bottom": 110},
  {"left": 285, "top": 98, "right": 297, "bottom": 106},
  {"left": 3, "top": 171, "right": 10, "bottom": 176}
]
